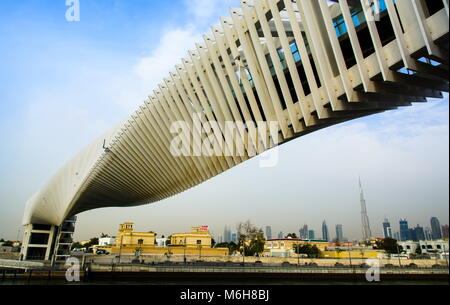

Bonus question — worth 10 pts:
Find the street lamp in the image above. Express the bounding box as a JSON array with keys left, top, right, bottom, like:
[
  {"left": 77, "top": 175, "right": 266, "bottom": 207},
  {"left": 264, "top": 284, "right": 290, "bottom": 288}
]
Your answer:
[
  {"left": 397, "top": 245, "right": 402, "bottom": 268},
  {"left": 118, "top": 235, "right": 124, "bottom": 265},
  {"left": 347, "top": 243, "right": 353, "bottom": 268},
  {"left": 443, "top": 244, "right": 449, "bottom": 268},
  {"left": 183, "top": 237, "right": 187, "bottom": 265},
  {"left": 242, "top": 237, "right": 245, "bottom": 266}
]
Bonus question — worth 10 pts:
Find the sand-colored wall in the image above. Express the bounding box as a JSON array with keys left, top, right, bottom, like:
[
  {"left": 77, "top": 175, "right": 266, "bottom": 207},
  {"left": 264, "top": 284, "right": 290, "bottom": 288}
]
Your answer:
[
  {"left": 112, "top": 254, "right": 448, "bottom": 267},
  {"left": 111, "top": 246, "right": 229, "bottom": 256}
]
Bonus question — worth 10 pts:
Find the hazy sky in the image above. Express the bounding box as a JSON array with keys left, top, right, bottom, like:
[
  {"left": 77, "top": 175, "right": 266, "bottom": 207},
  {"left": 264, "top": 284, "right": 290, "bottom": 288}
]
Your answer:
[{"left": 0, "top": 0, "right": 448, "bottom": 242}]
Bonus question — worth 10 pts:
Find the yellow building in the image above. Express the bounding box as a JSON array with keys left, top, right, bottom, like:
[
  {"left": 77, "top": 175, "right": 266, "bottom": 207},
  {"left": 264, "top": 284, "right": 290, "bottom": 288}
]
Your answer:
[
  {"left": 111, "top": 223, "right": 156, "bottom": 255},
  {"left": 171, "top": 226, "right": 212, "bottom": 248},
  {"left": 111, "top": 223, "right": 229, "bottom": 256}
]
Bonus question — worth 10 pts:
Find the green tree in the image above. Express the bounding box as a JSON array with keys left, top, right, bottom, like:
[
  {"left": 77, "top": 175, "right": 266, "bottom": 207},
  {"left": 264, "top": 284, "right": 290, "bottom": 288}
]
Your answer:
[
  {"left": 285, "top": 233, "right": 298, "bottom": 239},
  {"left": 376, "top": 238, "right": 402, "bottom": 254},
  {"left": 215, "top": 242, "right": 239, "bottom": 254},
  {"left": 2, "top": 240, "right": 13, "bottom": 247},
  {"left": 83, "top": 237, "right": 100, "bottom": 249},
  {"left": 237, "top": 221, "right": 266, "bottom": 256},
  {"left": 333, "top": 238, "right": 341, "bottom": 247},
  {"left": 294, "top": 244, "right": 321, "bottom": 258},
  {"left": 71, "top": 242, "right": 83, "bottom": 250},
  {"left": 415, "top": 246, "right": 422, "bottom": 255}
]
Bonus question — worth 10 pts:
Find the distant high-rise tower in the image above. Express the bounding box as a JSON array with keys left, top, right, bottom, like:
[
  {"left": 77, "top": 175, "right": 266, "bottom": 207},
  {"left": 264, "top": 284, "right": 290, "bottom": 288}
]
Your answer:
[
  {"left": 322, "top": 221, "right": 330, "bottom": 242},
  {"left": 442, "top": 224, "right": 449, "bottom": 239},
  {"left": 430, "top": 217, "right": 442, "bottom": 240},
  {"left": 424, "top": 227, "right": 433, "bottom": 241},
  {"left": 383, "top": 218, "right": 393, "bottom": 239},
  {"left": 265, "top": 226, "right": 272, "bottom": 240},
  {"left": 413, "top": 225, "right": 425, "bottom": 241},
  {"left": 224, "top": 226, "right": 232, "bottom": 243},
  {"left": 308, "top": 230, "right": 315, "bottom": 240},
  {"left": 335, "top": 224, "right": 344, "bottom": 242},
  {"left": 277, "top": 231, "right": 284, "bottom": 239},
  {"left": 399, "top": 219, "right": 410, "bottom": 241},
  {"left": 393, "top": 231, "right": 400, "bottom": 241},
  {"left": 359, "top": 178, "right": 372, "bottom": 240},
  {"left": 299, "top": 224, "right": 308, "bottom": 239}
]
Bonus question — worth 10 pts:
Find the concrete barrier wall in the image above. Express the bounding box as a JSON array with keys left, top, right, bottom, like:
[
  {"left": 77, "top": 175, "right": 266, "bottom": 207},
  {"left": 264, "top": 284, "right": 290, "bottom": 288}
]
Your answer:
[
  {"left": 89, "top": 264, "right": 449, "bottom": 276},
  {"left": 99, "top": 254, "right": 448, "bottom": 268}
]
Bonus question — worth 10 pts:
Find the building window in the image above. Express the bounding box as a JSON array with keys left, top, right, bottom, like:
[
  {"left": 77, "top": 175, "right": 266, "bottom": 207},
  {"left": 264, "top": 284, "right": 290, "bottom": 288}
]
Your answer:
[
  {"left": 29, "top": 233, "right": 50, "bottom": 245},
  {"left": 138, "top": 239, "right": 143, "bottom": 245},
  {"left": 196, "top": 240, "right": 202, "bottom": 245}
]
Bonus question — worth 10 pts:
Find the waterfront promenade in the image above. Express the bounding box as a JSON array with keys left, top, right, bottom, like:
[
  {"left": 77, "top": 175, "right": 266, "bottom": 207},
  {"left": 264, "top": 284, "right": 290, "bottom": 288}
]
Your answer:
[
  {"left": 1, "top": 255, "right": 448, "bottom": 284},
  {"left": 81, "top": 254, "right": 449, "bottom": 269}
]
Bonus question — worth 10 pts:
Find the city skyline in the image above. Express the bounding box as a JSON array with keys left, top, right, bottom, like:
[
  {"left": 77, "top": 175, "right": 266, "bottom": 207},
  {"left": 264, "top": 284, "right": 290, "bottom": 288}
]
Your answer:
[
  {"left": 0, "top": 0, "right": 448, "bottom": 242},
  {"left": 209, "top": 215, "right": 449, "bottom": 244},
  {"left": 26, "top": 214, "right": 446, "bottom": 244}
]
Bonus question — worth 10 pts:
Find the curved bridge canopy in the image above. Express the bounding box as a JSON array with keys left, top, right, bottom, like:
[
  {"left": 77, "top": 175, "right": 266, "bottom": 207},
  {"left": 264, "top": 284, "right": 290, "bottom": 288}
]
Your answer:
[{"left": 23, "top": 0, "right": 449, "bottom": 226}]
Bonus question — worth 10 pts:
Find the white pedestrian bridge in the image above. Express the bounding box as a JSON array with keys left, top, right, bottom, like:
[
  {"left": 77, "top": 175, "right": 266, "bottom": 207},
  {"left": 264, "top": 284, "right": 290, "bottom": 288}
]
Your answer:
[{"left": 20, "top": 0, "right": 448, "bottom": 261}]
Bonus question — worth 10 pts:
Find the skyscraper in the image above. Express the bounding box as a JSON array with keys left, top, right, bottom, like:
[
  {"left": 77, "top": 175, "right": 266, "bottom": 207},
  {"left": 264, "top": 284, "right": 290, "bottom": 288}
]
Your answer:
[
  {"left": 399, "top": 219, "right": 410, "bottom": 241},
  {"left": 430, "top": 217, "right": 442, "bottom": 240},
  {"left": 359, "top": 178, "right": 372, "bottom": 240},
  {"left": 277, "top": 231, "right": 284, "bottom": 239},
  {"left": 413, "top": 225, "right": 425, "bottom": 241},
  {"left": 299, "top": 224, "right": 309, "bottom": 239},
  {"left": 335, "top": 224, "right": 344, "bottom": 242},
  {"left": 408, "top": 228, "right": 417, "bottom": 242},
  {"left": 265, "top": 226, "right": 272, "bottom": 240},
  {"left": 383, "top": 218, "right": 393, "bottom": 239},
  {"left": 424, "top": 227, "right": 433, "bottom": 241},
  {"left": 322, "top": 221, "right": 329, "bottom": 242},
  {"left": 308, "top": 230, "right": 315, "bottom": 240},
  {"left": 394, "top": 232, "right": 400, "bottom": 241},
  {"left": 224, "top": 226, "right": 232, "bottom": 243},
  {"left": 442, "top": 224, "right": 449, "bottom": 239}
]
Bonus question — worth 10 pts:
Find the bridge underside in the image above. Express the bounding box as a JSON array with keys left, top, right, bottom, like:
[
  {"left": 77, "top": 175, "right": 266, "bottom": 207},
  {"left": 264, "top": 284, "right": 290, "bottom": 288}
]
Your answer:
[{"left": 22, "top": 0, "right": 448, "bottom": 236}]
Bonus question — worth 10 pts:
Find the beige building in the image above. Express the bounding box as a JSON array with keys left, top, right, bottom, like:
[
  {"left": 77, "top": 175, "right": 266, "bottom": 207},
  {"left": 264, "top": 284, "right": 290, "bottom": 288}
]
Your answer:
[
  {"left": 171, "top": 226, "right": 212, "bottom": 248},
  {"left": 111, "top": 223, "right": 229, "bottom": 256},
  {"left": 111, "top": 223, "right": 156, "bottom": 255}
]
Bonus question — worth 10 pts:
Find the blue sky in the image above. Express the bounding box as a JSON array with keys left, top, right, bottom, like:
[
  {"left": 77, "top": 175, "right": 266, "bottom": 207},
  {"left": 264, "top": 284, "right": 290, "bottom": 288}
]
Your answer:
[{"left": 0, "top": 0, "right": 448, "bottom": 241}]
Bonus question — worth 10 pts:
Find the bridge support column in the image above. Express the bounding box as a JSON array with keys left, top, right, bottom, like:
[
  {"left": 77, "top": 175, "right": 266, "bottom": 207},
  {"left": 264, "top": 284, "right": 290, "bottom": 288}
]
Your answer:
[
  {"left": 20, "top": 224, "right": 58, "bottom": 261},
  {"left": 20, "top": 217, "right": 76, "bottom": 262}
]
